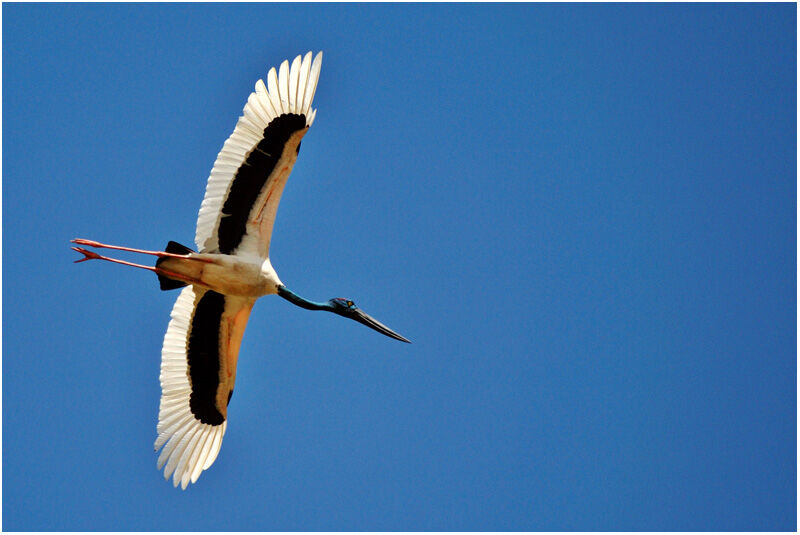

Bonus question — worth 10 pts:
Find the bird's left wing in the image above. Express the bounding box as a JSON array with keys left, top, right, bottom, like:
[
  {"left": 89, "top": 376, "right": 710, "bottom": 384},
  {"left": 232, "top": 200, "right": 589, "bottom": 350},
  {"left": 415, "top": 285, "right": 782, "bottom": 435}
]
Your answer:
[
  {"left": 155, "top": 285, "right": 255, "bottom": 489},
  {"left": 195, "top": 51, "right": 323, "bottom": 260}
]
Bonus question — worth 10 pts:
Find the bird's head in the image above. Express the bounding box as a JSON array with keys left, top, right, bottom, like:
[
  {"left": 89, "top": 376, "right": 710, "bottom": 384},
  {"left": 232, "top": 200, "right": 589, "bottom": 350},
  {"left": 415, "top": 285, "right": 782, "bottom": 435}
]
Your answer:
[{"left": 327, "top": 297, "right": 411, "bottom": 343}]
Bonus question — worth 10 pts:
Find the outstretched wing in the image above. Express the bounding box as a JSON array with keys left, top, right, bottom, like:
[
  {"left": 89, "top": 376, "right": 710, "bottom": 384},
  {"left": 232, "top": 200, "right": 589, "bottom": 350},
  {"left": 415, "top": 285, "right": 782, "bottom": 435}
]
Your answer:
[
  {"left": 195, "top": 51, "right": 323, "bottom": 260},
  {"left": 155, "top": 285, "right": 255, "bottom": 489}
]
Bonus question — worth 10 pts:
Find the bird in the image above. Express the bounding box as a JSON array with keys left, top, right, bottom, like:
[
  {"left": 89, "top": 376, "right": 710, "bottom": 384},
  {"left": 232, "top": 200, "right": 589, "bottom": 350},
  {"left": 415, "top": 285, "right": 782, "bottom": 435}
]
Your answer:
[{"left": 71, "top": 51, "right": 409, "bottom": 489}]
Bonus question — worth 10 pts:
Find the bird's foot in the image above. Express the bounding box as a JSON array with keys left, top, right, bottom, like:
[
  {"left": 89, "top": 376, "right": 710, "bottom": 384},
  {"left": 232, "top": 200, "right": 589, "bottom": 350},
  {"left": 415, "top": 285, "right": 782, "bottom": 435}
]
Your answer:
[
  {"left": 72, "top": 247, "right": 103, "bottom": 263},
  {"left": 71, "top": 238, "right": 104, "bottom": 248}
]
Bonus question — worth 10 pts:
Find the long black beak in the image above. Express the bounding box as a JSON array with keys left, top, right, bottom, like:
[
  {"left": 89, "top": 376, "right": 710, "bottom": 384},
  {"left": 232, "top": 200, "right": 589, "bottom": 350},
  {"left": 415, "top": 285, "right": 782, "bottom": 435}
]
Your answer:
[{"left": 352, "top": 309, "right": 411, "bottom": 343}]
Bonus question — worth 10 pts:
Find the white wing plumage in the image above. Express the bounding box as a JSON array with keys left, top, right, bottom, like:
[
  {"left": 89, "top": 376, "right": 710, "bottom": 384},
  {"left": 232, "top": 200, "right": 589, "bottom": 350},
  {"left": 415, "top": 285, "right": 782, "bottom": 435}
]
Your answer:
[
  {"left": 194, "top": 51, "right": 322, "bottom": 258},
  {"left": 155, "top": 285, "right": 255, "bottom": 489},
  {"left": 155, "top": 287, "right": 226, "bottom": 489}
]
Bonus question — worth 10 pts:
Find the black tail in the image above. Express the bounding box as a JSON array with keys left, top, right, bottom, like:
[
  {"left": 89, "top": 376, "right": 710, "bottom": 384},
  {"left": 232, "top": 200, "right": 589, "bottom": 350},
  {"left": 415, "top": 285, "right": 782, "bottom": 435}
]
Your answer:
[{"left": 156, "top": 241, "right": 195, "bottom": 291}]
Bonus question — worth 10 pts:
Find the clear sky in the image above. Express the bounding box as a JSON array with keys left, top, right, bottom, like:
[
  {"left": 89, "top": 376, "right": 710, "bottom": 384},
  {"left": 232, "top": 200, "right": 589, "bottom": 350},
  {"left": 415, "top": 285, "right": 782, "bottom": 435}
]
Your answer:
[{"left": 3, "top": 2, "right": 795, "bottom": 531}]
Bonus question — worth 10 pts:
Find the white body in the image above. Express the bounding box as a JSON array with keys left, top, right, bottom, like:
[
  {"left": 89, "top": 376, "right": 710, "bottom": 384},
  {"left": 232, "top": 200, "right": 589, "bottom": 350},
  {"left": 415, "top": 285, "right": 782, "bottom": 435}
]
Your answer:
[{"left": 157, "top": 253, "right": 282, "bottom": 297}]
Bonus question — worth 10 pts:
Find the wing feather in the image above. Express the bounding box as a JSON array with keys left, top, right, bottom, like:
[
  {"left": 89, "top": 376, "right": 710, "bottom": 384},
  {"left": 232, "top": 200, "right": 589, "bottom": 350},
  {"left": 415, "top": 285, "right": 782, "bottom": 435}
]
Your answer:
[
  {"left": 155, "top": 285, "right": 255, "bottom": 489},
  {"left": 173, "top": 426, "right": 203, "bottom": 488},
  {"left": 246, "top": 93, "right": 270, "bottom": 125},
  {"left": 297, "top": 51, "right": 313, "bottom": 116},
  {"left": 256, "top": 78, "right": 279, "bottom": 119},
  {"left": 266, "top": 67, "right": 282, "bottom": 118},
  {"left": 303, "top": 52, "right": 323, "bottom": 122},
  {"left": 203, "top": 422, "right": 226, "bottom": 470},
  {"left": 189, "top": 426, "right": 215, "bottom": 484},
  {"left": 194, "top": 52, "right": 323, "bottom": 257},
  {"left": 165, "top": 426, "right": 199, "bottom": 485},
  {"left": 289, "top": 55, "right": 301, "bottom": 113},
  {"left": 278, "top": 60, "right": 290, "bottom": 113}
]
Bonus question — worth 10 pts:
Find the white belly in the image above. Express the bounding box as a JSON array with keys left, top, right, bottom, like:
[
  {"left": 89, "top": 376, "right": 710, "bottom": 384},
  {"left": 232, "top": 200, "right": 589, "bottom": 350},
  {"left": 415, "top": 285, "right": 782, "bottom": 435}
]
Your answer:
[{"left": 158, "top": 254, "right": 281, "bottom": 297}]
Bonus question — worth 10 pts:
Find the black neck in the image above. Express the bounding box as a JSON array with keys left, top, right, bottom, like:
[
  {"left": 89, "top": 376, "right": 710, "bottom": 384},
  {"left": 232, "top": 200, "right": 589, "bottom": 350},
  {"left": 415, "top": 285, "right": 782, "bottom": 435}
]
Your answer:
[{"left": 277, "top": 285, "right": 331, "bottom": 311}]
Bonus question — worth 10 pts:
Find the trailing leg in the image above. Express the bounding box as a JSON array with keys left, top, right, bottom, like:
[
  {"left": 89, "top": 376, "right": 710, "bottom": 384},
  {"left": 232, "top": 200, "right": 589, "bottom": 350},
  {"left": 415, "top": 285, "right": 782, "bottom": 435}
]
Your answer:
[
  {"left": 71, "top": 244, "right": 199, "bottom": 289},
  {"left": 71, "top": 238, "right": 204, "bottom": 261}
]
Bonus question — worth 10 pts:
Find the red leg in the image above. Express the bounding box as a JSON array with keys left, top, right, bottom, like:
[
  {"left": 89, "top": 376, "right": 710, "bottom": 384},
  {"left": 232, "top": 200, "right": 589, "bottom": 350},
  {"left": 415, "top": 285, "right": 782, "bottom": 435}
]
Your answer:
[
  {"left": 70, "top": 238, "right": 212, "bottom": 262},
  {"left": 71, "top": 247, "right": 198, "bottom": 285}
]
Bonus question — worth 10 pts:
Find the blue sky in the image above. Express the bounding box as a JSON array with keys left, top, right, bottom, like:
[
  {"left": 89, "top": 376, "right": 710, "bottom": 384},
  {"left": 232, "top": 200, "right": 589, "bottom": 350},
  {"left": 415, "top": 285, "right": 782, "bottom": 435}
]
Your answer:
[{"left": 3, "top": 3, "right": 795, "bottom": 531}]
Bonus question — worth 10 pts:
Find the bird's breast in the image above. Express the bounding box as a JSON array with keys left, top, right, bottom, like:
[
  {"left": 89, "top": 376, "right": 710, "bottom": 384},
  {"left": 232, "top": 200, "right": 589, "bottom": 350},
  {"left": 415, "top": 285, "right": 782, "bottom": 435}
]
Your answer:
[{"left": 159, "top": 254, "right": 277, "bottom": 297}]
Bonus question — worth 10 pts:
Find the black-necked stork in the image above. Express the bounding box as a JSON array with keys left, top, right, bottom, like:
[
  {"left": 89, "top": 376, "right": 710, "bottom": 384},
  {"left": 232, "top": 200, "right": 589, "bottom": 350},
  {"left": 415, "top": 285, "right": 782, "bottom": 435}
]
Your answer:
[{"left": 71, "top": 51, "right": 409, "bottom": 489}]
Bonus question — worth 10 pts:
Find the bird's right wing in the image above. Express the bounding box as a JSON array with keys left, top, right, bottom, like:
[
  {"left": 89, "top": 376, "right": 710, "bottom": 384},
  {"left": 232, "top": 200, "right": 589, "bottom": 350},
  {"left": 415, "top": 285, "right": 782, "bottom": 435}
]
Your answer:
[
  {"left": 155, "top": 285, "right": 255, "bottom": 489},
  {"left": 194, "top": 51, "right": 322, "bottom": 260}
]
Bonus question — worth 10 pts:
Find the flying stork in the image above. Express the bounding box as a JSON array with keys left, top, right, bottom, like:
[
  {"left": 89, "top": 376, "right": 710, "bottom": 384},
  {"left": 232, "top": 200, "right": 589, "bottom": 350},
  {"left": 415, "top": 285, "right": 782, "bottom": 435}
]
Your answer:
[{"left": 71, "top": 51, "right": 409, "bottom": 489}]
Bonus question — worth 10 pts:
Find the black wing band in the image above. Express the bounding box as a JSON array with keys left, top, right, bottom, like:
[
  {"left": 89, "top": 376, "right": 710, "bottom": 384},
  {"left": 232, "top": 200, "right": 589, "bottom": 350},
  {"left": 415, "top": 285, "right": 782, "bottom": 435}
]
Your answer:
[
  {"left": 217, "top": 113, "right": 307, "bottom": 254},
  {"left": 187, "top": 290, "right": 226, "bottom": 425}
]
